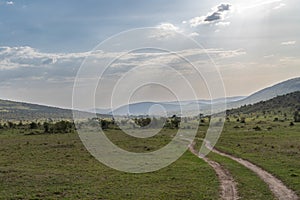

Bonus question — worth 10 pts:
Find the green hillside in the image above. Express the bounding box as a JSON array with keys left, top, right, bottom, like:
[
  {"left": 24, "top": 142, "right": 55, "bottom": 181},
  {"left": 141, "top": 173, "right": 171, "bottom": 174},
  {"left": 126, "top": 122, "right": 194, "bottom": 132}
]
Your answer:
[
  {"left": 226, "top": 91, "right": 300, "bottom": 116},
  {"left": 0, "top": 99, "right": 74, "bottom": 121}
]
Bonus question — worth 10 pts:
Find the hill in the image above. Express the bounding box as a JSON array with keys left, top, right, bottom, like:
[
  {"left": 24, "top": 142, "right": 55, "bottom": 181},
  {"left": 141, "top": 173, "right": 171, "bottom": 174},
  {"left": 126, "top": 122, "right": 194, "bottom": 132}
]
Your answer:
[
  {"left": 108, "top": 97, "right": 245, "bottom": 116},
  {"left": 107, "top": 77, "right": 300, "bottom": 116},
  {"left": 227, "top": 91, "right": 300, "bottom": 116},
  {"left": 0, "top": 99, "right": 74, "bottom": 121},
  {"left": 1, "top": 77, "right": 299, "bottom": 119},
  {"left": 228, "top": 77, "right": 300, "bottom": 109}
]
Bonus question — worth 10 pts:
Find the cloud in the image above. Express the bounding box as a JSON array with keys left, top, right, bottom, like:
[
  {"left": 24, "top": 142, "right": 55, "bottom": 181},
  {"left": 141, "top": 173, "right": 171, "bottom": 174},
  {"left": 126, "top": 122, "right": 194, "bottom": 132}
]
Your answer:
[
  {"left": 6, "top": 1, "right": 14, "bottom": 5},
  {"left": 0, "top": 46, "right": 61, "bottom": 70},
  {"left": 264, "top": 54, "right": 275, "bottom": 58},
  {"left": 0, "top": 46, "right": 246, "bottom": 85},
  {"left": 279, "top": 56, "right": 300, "bottom": 63},
  {"left": 273, "top": 3, "right": 286, "bottom": 10},
  {"left": 0, "top": 46, "right": 117, "bottom": 70},
  {"left": 281, "top": 41, "right": 296, "bottom": 45},
  {"left": 156, "top": 23, "right": 179, "bottom": 32},
  {"left": 0, "top": 46, "right": 247, "bottom": 108},
  {"left": 204, "top": 12, "right": 222, "bottom": 22},
  {"left": 217, "top": 4, "right": 231, "bottom": 12},
  {"left": 189, "top": 3, "right": 232, "bottom": 27},
  {"left": 239, "top": 0, "right": 284, "bottom": 10},
  {"left": 216, "top": 22, "right": 231, "bottom": 26},
  {"left": 150, "top": 23, "right": 182, "bottom": 40},
  {"left": 188, "top": 32, "right": 199, "bottom": 37}
]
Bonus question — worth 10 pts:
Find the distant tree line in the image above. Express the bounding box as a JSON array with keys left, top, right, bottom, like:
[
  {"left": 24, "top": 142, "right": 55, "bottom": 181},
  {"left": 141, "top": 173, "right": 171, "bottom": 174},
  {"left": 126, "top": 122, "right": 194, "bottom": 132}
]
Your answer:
[
  {"left": 79, "top": 115, "right": 183, "bottom": 130},
  {"left": 0, "top": 120, "right": 76, "bottom": 134}
]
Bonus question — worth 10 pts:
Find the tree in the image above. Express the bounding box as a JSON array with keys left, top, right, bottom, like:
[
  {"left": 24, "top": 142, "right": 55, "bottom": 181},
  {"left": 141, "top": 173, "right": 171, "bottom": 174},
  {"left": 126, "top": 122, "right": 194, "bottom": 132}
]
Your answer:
[
  {"left": 7, "top": 121, "right": 15, "bottom": 129},
  {"left": 294, "top": 111, "right": 300, "bottom": 122},
  {"left": 240, "top": 117, "right": 246, "bottom": 123},
  {"left": 171, "top": 115, "right": 181, "bottom": 129},
  {"left": 134, "top": 118, "right": 151, "bottom": 128},
  {"left": 29, "top": 122, "right": 38, "bottom": 129},
  {"left": 43, "top": 122, "right": 50, "bottom": 133},
  {"left": 100, "top": 119, "right": 110, "bottom": 130},
  {"left": 18, "top": 121, "right": 23, "bottom": 127},
  {"left": 51, "top": 121, "right": 75, "bottom": 133}
]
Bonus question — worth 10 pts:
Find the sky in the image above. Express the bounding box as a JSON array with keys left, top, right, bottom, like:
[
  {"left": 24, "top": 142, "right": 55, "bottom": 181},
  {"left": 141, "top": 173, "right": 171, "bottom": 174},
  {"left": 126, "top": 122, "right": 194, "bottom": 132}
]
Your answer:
[{"left": 0, "top": 0, "right": 299, "bottom": 109}]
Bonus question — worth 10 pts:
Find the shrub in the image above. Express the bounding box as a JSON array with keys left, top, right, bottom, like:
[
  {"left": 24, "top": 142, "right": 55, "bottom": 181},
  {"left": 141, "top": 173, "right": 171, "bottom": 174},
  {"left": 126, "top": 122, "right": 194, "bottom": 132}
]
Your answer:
[
  {"left": 240, "top": 117, "right": 246, "bottom": 123},
  {"left": 253, "top": 126, "right": 262, "bottom": 131},
  {"left": 294, "top": 111, "right": 300, "bottom": 122},
  {"left": 29, "top": 122, "right": 38, "bottom": 129}
]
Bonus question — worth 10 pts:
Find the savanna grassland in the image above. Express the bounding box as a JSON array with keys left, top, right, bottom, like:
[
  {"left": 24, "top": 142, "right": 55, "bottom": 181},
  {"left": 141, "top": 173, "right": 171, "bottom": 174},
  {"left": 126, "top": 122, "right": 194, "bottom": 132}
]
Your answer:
[
  {"left": 213, "top": 91, "right": 300, "bottom": 196},
  {"left": 0, "top": 92, "right": 299, "bottom": 199},
  {"left": 214, "top": 115, "right": 300, "bottom": 196},
  {"left": 0, "top": 117, "right": 299, "bottom": 199},
  {"left": 0, "top": 125, "right": 219, "bottom": 200}
]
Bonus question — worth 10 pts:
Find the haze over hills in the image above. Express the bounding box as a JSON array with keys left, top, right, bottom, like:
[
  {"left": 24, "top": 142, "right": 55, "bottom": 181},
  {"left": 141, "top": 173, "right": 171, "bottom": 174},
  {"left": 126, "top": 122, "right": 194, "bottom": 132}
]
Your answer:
[
  {"left": 227, "top": 77, "right": 300, "bottom": 109},
  {"left": 0, "top": 77, "right": 299, "bottom": 120},
  {"left": 109, "top": 97, "right": 245, "bottom": 116},
  {"left": 106, "top": 77, "right": 300, "bottom": 116}
]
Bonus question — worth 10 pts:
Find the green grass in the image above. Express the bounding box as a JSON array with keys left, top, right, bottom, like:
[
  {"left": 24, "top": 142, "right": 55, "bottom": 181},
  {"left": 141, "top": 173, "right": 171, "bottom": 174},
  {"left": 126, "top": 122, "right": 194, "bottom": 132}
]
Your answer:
[
  {"left": 207, "top": 152, "right": 275, "bottom": 200},
  {"left": 0, "top": 116, "right": 299, "bottom": 199},
  {"left": 104, "top": 128, "right": 174, "bottom": 153},
  {"left": 0, "top": 129, "right": 219, "bottom": 200},
  {"left": 215, "top": 120, "right": 300, "bottom": 196}
]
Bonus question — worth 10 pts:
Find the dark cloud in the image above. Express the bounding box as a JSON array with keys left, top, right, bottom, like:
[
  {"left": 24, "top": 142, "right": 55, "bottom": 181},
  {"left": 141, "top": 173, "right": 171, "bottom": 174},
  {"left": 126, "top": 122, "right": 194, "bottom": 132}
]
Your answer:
[
  {"left": 217, "top": 4, "right": 231, "bottom": 12},
  {"left": 42, "top": 58, "right": 56, "bottom": 65},
  {"left": 204, "top": 12, "right": 221, "bottom": 22},
  {"left": 204, "top": 3, "right": 231, "bottom": 23}
]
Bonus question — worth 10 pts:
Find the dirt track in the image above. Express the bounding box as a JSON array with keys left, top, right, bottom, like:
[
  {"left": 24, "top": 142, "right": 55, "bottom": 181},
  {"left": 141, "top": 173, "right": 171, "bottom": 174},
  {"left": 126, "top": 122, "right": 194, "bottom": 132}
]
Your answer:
[
  {"left": 205, "top": 140, "right": 299, "bottom": 200},
  {"left": 189, "top": 143, "right": 239, "bottom": 200}
]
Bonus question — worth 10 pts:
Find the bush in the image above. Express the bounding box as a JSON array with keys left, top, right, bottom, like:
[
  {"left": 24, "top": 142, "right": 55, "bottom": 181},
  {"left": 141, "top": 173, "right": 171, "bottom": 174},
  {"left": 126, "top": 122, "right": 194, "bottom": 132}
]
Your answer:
[
  {"left": 43, "top": 122, "right": 50, "bottom": 133},
  {"left": 45, "top": 121, "right": 75, "bottom": 134},
  {"left": 54, "top": 121, "right": 75, "bottom": 133},
  {"left": 253, "top": 126, "right": 262, "bottom": 131},
  {"left": 29, "top": 122, "right": 38, "bottom": 129},
  {"left": 240, "top": 117, "right": 246, "bottom": 123},
  {"left": 294, "top": 111, "right": 300, "bottom": 122},
  {"left": 7, "top": 121, "right": 16, "bottom": 129}
]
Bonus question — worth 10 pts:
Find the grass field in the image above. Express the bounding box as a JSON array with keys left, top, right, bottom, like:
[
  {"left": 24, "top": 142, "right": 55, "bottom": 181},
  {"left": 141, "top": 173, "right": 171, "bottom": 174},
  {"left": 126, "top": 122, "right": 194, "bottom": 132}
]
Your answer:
[
  {"left": 0, "top": 116, "right": 299, "bottom": 199},
  {"left": 0, "top": 129, "right": 219, "bottom": 200},
  {"left": 207, "top": 153, "right": 275, "bottom": 200},
  {"left": 214, "top": 119, "right": 300, "bottom": 196}
]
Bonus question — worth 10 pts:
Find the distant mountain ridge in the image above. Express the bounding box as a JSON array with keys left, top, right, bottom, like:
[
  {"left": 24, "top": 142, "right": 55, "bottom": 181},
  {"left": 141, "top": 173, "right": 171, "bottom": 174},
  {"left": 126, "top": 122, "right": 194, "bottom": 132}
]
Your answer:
[
  {"left": 106, "top": 77, "right": 300, "bottom": 116},
  {"left": 109, "top": 98, "right": 242, "bottom": 116},
  {"left": 227, "top": 77, "right": 300, "bottom": 109},
  {"left": 0, "top": 77, "right": 299, "bottom": 120},
  {"left": 104, "top": 96, "right": 245, "bottom": 116}
]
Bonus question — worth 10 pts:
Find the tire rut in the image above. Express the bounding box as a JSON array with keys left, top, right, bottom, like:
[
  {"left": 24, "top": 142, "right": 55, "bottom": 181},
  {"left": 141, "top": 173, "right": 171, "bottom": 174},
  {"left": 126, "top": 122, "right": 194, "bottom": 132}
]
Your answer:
[
  {"left": 189, "top": 142, "right": 239, "bottom": 200},
  {"left": 205, "top": 140, "right": 299, "bottom": 200}
]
